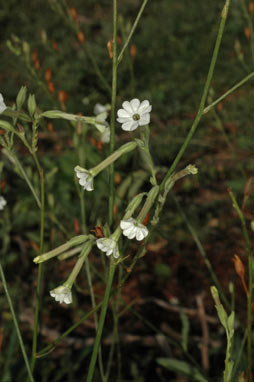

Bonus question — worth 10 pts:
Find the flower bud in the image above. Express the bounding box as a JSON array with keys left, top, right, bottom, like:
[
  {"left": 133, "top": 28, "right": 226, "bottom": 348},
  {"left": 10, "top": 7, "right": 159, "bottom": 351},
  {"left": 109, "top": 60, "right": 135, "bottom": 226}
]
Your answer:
[
  {"left": 16, "top": 86, "right": 27, "bottom": 110},
  {"left": 27, "top": 94, "right": 37, "bottom": 117}
]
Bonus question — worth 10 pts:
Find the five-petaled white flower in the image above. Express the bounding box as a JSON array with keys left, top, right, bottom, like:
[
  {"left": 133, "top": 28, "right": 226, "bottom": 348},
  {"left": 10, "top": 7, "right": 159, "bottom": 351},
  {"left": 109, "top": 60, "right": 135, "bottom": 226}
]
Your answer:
[
  {"left": 120, "top": 218, "right": 148, "bottom": 241},
  {"left": 75, "top": 166, "right": 94, "bottom": 191},
  {"left": 0, "top": 93, "right": 7, "bottom": 114},
  {"left": 117, "top": 98, "right": 152, "bottom": 131},
  {"left": 0, "top": 196, "right": 7, "bottom": 210},
  {"left": 50, "top": 285, "right": 72, "bottom": 304},
  {"left": 96, "top": 238, "right": 120, "bottom": 258}
]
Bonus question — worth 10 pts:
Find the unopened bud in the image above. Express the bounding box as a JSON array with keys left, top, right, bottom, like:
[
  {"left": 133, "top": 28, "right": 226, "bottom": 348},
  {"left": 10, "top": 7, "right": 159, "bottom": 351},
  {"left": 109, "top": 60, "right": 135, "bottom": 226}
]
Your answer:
[
  {"left": 27, "top": 94, "right": 37, "bottom": 117},
  {"left": 233, "top": 254, "right": 245, "bottom": 278},
  {"left": 107, "top": 40, "right": 113, "bottom": 59},
  {"left": 16, "top": 86, "right": 27, "bottom": 110}
]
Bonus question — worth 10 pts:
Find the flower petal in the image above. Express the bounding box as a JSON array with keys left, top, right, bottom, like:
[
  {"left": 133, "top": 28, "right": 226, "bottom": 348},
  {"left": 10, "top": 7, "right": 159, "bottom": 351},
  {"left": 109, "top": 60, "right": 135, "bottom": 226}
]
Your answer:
[
  {"left": 138, "top": 113, "right": 150, "bottom": 126},
  {"left": 120, "top": 218, "right": 134, "bottom": 230},
  {"left": 130, "top": 98, "right": 140, "bottom": 112},
  {"left": 121, "top": 120, "right": 137, "bottom": 131},
  {"left": 138, "top": 100, "right": 151, "bottom": 114},
  {"left": 117, "top": 108, "right": 131, "bottom": 118},
  {"left": 122, "top": 101, "right": 133, "bottom": 114}
]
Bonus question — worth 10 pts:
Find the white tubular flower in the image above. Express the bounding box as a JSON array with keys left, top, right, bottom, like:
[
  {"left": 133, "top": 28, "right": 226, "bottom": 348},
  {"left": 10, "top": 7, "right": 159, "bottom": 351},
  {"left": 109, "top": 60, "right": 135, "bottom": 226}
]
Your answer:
[
  {"left": 0, "top": 196, "right": 7, "bottom": 210},
  {"left": 74, "top": 166, "right": 94, "bottom": 191},
  {"left": 101, "top": 127, "right": 110, "bottom": 143},
  {"left": 50, "top": 285, "right": 72, "bottom": 304},
  {"left": 120, "top": 218, "right": 148, "bottom": 241},
  {"left": 96, "top": 238, "right": 120, "bottom": 259},
  {"left": 0, "top": 93, "right": 7, "bottom": 114},
  {"left": 117, "top": 98, "right": 152, "bottom": 131}
]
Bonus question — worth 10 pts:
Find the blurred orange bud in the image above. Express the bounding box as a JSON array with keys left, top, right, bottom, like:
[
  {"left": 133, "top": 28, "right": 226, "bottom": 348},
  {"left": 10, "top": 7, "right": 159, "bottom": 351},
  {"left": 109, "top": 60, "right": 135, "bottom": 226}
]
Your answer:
[
  {"left": 47, "top": 122, "right": 54, "bottom": 133},
  {"left": 117, "top": 35, "right": 122, "bottom": 44},
  {"left": 77, "top": 31, "right": 86, "bottom": 44},
  {"left": 58, "top": 90, "right": 69, "bottom": 104},
  {"left": 242, "top": 177, "right": 253, "bottom": 210},
  {"left": 34, "top": 59, "right": 41, "bottom": 70},
  {"left": 89, "top": 137, "right": 97, "bottom": 147},
  {"left": 233, "top": 254, "right": 245, "bottom": 277},
  {"left": 96, "top": 140, "right": 103, "bottom": 151},
  {"left": 217, "top": 102, "right": 223, "bottom": 112},
  {"left": 113, "top": 204, "right": 117, "bottom": 217},
  {"left": 130, "top": 44, "right": 136, "bottom": 58},
  {"left": 45, "top": 68, "right": 52, "bottom": 82},
  {"left": 107, "top": 40, "right": 113, "bottom": 59},
  {"left": 74, "top": 218, "right": 81, "bottom": 234},
  {"left": 52, "top": 41, "right": 58, "bottom": 51},
  {"left": 47, "top": 81, "right": 55, "bottom": 95},
  {"left": 70, "top": 7, "right": 78, "bottom": 22},
  {"left": 0, "top": 179, "right": 6, "bottom": 191},
  {"left": 32, "top": 51, "right": 38, "bottom": 62},
  {"left": 244, "top": 177, "right": 253, "bottom": 197},
  {"left": 143, "top": 213, "right": 150, "bottom": 226},
  {"left": 249, "top": 2, "right": 254, "bottom": 13},
  {"left": 233, "top": 254, "right": 249, "bottom": 297},
  {"left": 244, "top": 27, "right": 251, "bottom": 40},
  {"left": 115, "top": 173, "right": 121, "bottom": 184},
  {"left": 0, "top": 129, "right": 5, "bottom": 135},
  {"left": 30, "top": 240, "right": 40, "bottom": 253}
]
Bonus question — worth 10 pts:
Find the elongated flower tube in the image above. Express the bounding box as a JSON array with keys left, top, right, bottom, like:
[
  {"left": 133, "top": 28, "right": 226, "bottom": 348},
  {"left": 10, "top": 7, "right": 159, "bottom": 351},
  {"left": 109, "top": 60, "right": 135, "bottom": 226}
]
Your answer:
[
  {"left": 75, "top": 141, "right": 137, "bottom": 191},
  {"left": 34, "top": 234, "right": 91, "bottom": 263},
  {"left": 50, "top": 240, "right": 93, "bottom": 305},
  {"left": 0, "top": 94, "right": 7, "bottom": 114}
]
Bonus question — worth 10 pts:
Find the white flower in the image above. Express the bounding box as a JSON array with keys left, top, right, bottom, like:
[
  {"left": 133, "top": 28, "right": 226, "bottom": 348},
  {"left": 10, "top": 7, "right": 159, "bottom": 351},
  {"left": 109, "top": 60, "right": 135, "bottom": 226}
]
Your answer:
[
  {"left": 0, "top": 196, "right": 7, "bottom": 210},
  {"left": 101, "top": 127, "right": 110, "bottom": 143},
  {"left": 95, "top": 112, "right": 108, "bottom": 133},
  {"left": 0, "top": 93, "right": 7, "bottom": 114},
  {"left": 96, "top": 237, "right": 120, "bottom": 258},
  {"left": 120, "top": 218, "right": 148, "bottom": 241},
  {"left": 50, "top": 285, "right": 72, "bottom": 304},
  {"left": 74, "top": 166, "right": 94, "bottom": 191},
  {"left": 94, "top": 103, "right": 108, "bottom": 115},
  {"left": 117, "top": 98, "right": 152, "bottom": 131}
]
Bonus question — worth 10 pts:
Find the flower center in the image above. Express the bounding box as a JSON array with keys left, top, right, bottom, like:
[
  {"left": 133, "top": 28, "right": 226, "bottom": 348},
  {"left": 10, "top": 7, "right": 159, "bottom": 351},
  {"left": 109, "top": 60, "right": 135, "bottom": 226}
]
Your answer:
[{"left": 132, "top": 113, "right": 140, "bottom": 121}]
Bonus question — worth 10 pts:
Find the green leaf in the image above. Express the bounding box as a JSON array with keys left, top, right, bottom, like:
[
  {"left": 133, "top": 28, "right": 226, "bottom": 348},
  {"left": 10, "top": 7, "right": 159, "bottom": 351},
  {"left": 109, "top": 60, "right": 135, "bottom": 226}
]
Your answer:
[{"left": 156, "top": 358, "right": 208, "bottom": 382}]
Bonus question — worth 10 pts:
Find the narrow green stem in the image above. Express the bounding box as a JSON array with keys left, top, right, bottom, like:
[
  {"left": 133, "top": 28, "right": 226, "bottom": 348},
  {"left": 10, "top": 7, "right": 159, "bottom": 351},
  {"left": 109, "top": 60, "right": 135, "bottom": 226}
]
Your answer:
[
  {"left": 203, "top": 71, "right": 254, "bottom": 115},
  {"left": 0, "top": 263, "right": 35, "bottom": 382},
  {"left": 87, "top": 259, "right": 116, "bottom": 382},
  {"left": 12, "top": 152, "right": 41, "bottom": 208},
  {"left": 108, "top": 0, "right": 118, "bottom": 227},
  {"left": 31, "top": 167, "right": 45, "bottom": 372},
  {"left": 241, "top": 0, "right": 254, "bottom": 66},
  {"left": 36, "top": 300, "right": 104, "bottom": 358},
  {"left": 117, "top": 0, "right": 149, "bottom": 65},
  {"left": 228, "top": 189, "right": 252, "bottom": 381},
  {"left": 160, "top": 0, "right": 231, "bottom": 191}
]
